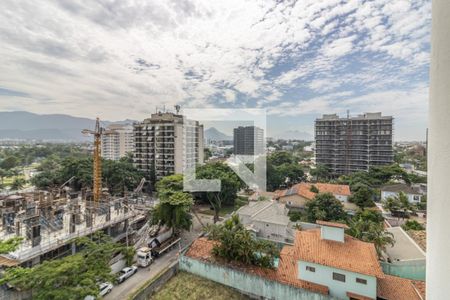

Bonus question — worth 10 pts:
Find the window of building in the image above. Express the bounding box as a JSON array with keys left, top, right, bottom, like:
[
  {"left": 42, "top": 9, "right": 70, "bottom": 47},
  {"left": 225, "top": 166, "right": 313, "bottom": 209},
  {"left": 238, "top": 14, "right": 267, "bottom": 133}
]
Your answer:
[
  {"left": 332, "top": 272, "right": 346, "bottom": 282},
  {"left": 356, "top": 278, "right": 367, "bottom": 284},
  {"left": 306, "top": 266, "right": 315, "bottom": 272}
]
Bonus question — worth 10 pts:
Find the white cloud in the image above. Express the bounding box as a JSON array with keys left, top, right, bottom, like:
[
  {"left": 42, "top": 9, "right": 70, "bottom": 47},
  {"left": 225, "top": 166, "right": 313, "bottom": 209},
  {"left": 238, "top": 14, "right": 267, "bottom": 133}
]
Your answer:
[
  {"left": 0, "top": 0, "right": 431, "bottom": 139},
  {"left": 323, "top": 35, "right": 356, "bottom": 57}
]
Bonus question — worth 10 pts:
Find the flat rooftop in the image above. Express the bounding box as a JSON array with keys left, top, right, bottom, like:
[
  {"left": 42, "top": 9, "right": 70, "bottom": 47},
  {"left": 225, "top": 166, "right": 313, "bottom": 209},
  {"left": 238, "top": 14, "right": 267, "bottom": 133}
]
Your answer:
[{"left": 385, "top": 227, "right": 426, "bottom": 262}]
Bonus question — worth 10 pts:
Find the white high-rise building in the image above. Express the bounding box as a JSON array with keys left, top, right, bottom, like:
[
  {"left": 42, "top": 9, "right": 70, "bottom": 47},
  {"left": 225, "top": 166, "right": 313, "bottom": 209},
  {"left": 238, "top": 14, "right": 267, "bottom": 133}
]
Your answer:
[
  {"left": 101, "top": 124, "right": 134, "bottom": 161},
  {"left": 133, "top": 112, "right": 204, "bottom": 179}
]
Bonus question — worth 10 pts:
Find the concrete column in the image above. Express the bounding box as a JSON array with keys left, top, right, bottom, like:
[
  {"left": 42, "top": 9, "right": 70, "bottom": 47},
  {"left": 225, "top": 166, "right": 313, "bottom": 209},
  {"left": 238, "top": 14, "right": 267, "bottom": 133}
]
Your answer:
[{"left": 427, "top": 1, "right": 450, "bottom": 298}]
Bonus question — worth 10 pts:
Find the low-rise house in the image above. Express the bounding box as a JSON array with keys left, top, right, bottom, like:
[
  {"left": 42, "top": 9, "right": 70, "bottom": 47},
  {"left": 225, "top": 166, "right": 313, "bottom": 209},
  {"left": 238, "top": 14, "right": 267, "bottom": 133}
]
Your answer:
[
  {"left": 276, "top": 182, "right": 357, "bottom": 212},
  {"left": 236, "top": 200, "right": 294, "bottom": 243},
  {"left": 381, "top": 184, "right": 424, "bottom": 204},
  {"left": 181, "top": 221, "right": 424, "bottom": 300}
]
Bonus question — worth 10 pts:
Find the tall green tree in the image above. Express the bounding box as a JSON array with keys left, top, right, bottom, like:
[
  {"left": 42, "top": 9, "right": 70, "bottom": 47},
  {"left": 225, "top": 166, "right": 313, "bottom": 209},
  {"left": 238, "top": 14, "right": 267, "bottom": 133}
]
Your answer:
[
  {"left": 266, "top": 152, "right": 304, "bottom": 191},
  {"left": 0, "top": 156, "right": 18, "bottom": 170},
  {"left": 348, "top": 184, "right": 376, "bottom": 208},
  {"left": 305, "top": 192, "right": 347, "bottom": 223},
  {"left": 102, "top": 156, "right": 144, "bottom": 195},
  {"left": 151, "top": 191, "right": 193, "bottom": 233},
  {"left": 310, "top": 164, "right": 331, "bottom": 181},
  {"left": 268, "top": 151, "right": 296, "bottom": 166},
  {"left": 196, "top": 162, "right": 242, "bottom": 223}
]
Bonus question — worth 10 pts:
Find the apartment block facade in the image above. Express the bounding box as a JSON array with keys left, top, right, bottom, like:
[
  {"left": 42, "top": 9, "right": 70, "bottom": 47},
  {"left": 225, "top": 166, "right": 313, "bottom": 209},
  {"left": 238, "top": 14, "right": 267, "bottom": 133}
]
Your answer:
[
  {"left": 315, "top": 112, "right": 393, "bottom": 175},
  {"left": 101, "top": 124, "right": 134, "bottom": 160},
  {"left": 133, "top": 112, "right": 204, "bottom": 179},
  {"left": 233, "top": 126, "right": 264, "bottom": 155}
]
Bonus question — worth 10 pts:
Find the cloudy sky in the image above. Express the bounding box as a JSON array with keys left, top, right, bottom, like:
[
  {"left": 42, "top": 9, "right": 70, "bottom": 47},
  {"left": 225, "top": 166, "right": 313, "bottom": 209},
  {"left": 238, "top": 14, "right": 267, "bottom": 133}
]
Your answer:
[{"left": 0, "top": 0, "right": 430, "bottom": 140}]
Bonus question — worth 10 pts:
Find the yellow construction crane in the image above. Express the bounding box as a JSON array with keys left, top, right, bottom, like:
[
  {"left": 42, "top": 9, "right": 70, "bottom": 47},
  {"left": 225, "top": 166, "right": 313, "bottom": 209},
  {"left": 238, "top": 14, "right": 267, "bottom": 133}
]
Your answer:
[{"left": 82, "top": 118, "right": 103, "bottom": 203}]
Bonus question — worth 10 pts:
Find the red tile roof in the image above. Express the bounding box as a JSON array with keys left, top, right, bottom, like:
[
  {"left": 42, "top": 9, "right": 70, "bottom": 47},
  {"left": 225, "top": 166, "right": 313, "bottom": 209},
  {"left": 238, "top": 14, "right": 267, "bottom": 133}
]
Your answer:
[
  {"left": 276, "top": 182, "right": 351, "bottom": 200},
  {"left": 377, "top": 275, "right": 423, "bottom": 300},
  {"left": 294, "top": 229, "right": 384, "bottom": 277},
  {"left": 316, "top": 220, "right": 349, "bottom": 229},
  {"left": 185, "top": 238, "right": 329, "bottom": 295},
  {"left": 412, "top": 280, "right": 426, "bottom": 299},
  {"left": 185, "top": 233, "right": 422, "bottom": 300}
]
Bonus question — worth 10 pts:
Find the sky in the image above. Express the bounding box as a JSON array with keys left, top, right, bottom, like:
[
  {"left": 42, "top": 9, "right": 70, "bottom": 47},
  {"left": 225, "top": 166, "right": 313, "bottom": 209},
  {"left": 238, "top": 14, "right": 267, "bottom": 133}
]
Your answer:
[{"left": 0, "top": 0, "right": 431, "bottom": 140}]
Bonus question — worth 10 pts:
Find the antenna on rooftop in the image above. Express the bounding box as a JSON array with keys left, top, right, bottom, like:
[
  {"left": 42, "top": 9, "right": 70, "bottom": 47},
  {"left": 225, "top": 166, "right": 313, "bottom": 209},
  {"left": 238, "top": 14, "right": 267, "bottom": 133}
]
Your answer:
[
  {"left": 347, "top": 110, "right": 350, "bottom": 119},
  {"left": 174, "top": 105, "right": 181, "bottom": 114}
]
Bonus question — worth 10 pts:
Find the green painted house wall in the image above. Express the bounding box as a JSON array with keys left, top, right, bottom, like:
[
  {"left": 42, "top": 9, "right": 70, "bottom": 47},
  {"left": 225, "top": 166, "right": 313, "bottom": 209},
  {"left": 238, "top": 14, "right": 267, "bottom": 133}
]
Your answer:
[
  {"left": 380, "top": 260, "right": 425, "bottom": 281},
  {"left": 179, "top": 255, "right": 336, "bottom": 300}
]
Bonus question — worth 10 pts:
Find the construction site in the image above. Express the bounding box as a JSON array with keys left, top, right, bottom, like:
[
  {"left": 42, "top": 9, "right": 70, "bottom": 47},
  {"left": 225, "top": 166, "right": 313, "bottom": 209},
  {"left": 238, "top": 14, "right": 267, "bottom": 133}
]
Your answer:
[{"left": 0, "top": 118, "right": 153, "bottom": 268}]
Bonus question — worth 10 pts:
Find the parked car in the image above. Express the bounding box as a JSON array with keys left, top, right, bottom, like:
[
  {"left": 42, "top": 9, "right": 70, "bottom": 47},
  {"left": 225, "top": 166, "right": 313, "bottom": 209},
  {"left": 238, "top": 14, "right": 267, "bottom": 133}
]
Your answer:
[
  {"left": 99, "top": 282, "right": 113, "bottom": 296},
  {"left": 83, "top": 282, "right": 113, "bottom": 300},
  {"left": 117, "top": 266, "right": 138, "bottom": 283}
]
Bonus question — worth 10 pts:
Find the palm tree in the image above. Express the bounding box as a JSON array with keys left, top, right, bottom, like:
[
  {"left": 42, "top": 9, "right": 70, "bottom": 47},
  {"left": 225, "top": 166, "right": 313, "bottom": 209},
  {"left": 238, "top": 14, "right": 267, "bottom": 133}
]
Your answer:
[
  {"left": 348, "top": 217, "right": 395, "bottom": 258},
  {"left": 363, "top": 222, "right": 395, "bottom": 257}
]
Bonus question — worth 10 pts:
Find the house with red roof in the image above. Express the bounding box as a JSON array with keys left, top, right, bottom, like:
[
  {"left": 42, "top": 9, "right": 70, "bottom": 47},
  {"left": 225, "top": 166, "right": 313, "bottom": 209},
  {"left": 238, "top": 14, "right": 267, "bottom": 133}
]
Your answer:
[
  {"left": 181, "top": 221, "right": 424, "bottom": 300},
  {"left": 276, "top": 182, "right": 358, "bottom": 212}
]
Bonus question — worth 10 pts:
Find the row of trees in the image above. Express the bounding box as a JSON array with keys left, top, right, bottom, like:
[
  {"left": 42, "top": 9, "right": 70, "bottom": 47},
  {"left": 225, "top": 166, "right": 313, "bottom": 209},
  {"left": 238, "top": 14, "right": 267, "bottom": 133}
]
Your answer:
[
  {"left": 0, "top": 144, "right": 90, "bottom": 167},
  {"left": 31, "top": 154, "right": 144, "bottom": 195}
]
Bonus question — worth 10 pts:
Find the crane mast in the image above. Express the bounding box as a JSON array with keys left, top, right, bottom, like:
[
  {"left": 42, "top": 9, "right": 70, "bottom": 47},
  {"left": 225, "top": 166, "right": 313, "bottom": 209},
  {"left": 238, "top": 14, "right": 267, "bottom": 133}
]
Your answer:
[
  {"left": 82, "top": 117, "right": 103, "bottom": 203},
  {"left": 93, "top": 118, "right": 102, "bottom": 202}
]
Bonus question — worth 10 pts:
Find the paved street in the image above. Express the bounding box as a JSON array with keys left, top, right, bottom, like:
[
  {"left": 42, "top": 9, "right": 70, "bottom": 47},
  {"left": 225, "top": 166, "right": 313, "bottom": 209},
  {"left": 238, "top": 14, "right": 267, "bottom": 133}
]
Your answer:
[
  {"left": 105, "top": 211, "right": 214, "bottom": 300},
  {"left": 105, "top": 247, "right": 179, "bottom": 300}
]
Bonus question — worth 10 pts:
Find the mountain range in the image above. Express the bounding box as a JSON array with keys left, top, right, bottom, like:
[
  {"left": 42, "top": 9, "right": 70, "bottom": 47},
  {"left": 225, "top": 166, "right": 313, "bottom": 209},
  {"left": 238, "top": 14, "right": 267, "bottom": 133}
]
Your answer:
[
  {"left": 0, "top": 111, "right": 314, "bottom": 142},
  {"left": 204, "top": 127, "right": 232, "bottom": 141},
  {"left": 0, "top": 111, "right": 133, "bottom": 141}
]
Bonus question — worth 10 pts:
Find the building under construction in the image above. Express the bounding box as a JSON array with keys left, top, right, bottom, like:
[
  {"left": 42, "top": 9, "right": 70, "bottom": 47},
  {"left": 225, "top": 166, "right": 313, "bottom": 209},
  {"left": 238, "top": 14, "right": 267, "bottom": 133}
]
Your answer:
[
  {"left": 315, "top": 112, "right": 394, "bottom": 176},
  {"left": 0, "top": 189, "right": 149, "bottom": 268},
  {"left": 0, "top": 118, "right": 151, "bottom": 268}
]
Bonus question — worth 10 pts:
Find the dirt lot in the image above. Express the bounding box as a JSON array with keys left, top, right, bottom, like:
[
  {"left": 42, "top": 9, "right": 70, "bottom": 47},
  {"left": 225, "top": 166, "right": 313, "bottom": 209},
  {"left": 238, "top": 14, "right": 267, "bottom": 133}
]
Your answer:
[{"left": 152, "top": 271, "right": 249, "bottom": 300}]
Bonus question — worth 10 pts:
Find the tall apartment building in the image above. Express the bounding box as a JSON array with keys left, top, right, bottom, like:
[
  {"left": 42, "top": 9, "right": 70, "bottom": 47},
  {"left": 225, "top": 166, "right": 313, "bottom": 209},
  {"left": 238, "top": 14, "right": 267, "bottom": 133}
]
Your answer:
[
  {"left": 101, "top": 124, "right": 134, "bottom": 161},
  {"left": 133, "top": 112, "right": 204, "bottom": 179},
  {"left": 315, "top": 112, "right": 393, "bottom": 175},
  {"left": 233, "top": 126, "right": 264, "bottom": 155}
]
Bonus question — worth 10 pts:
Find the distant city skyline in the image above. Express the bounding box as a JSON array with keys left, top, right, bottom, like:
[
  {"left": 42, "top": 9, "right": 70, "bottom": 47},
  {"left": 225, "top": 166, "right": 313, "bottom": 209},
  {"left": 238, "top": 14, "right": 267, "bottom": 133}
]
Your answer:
[{"left": 0, "top": 1, "right": 430, "bottom": 141}]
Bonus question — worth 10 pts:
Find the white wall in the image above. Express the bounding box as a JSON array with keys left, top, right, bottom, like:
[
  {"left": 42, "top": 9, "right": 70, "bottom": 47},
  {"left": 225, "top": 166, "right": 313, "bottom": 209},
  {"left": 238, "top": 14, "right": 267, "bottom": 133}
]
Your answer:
[
  {"left": 321, "top": 226, "right": 344, "bottom": 243},
  {"left": 298, "top": 261, "right": 377, "bottom": 299},
  {"left": 381, "top": 191, "right": 421, "bottom": 203},
  {"left": 428, "top": 1, "right": 450, "bottom": 298},
  {"left": 254, "top": 220, "right": 288, "bottom": 242}
]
